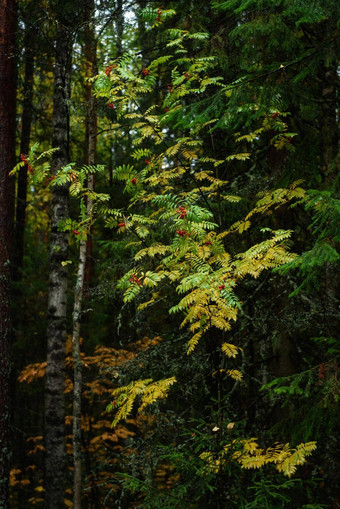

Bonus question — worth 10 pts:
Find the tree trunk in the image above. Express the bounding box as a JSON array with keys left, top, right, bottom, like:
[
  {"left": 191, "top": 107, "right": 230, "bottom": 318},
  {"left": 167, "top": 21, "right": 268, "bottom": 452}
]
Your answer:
[
  {"left": 84, "top": 0, "right": 98, "bottom": 300},
  {"left": 72, "top": 238, "right": 87, "bottom": 509},
  {"left": 44, "top": 25, "right": 73, "bottom": 509},
  {"left": 72, "top": 2, "right": 97, "bottom": 506},
  {"left": 115, "top": 0, "right": 123, "bottom": 58},
  {"left": 13, "top": 22, "right": 34, "bottom": 281},
  {"left": 0, "top": 1, "right": 16, "bottom": 507}
]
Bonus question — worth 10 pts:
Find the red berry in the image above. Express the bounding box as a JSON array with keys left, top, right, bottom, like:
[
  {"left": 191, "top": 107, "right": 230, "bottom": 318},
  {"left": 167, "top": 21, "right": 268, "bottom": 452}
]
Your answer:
[
  {"left": 204, "top": 241, "right": 212, "bottom": 246},
  {"left": 108, "top": 102, "right": 115, "bottom": 109},
  {"left": 131, "top": 178, "right": 137, "bottom": 185},
  {"left": 118, "top": 222, "right": 125, "bottom": 228},
  {"left": 218, "top": 284, "right": 225, "bottom": 291},
  {"left": 73, "top": 230, "right": 80, "bottom": 235},
  {"left": 20, "top": 154, "right": 28, "bottom": 165},
  {"left": 271, "top": 112, "right": 278, "bottom": 119},
  {"left": 176, "top": 230, "right": 189, "bottom": 237},
  {"left": 129, "top": 274, "right": 142, "bottom": 286},
  {"left": 105, "top": 65, "right": 116, "bottom": 76},
  {"left": 145, "top": 159, "right": 150, "bottom": 165},
  {"left": 176, "top": 206, "right": 187, "bottom": 218}
]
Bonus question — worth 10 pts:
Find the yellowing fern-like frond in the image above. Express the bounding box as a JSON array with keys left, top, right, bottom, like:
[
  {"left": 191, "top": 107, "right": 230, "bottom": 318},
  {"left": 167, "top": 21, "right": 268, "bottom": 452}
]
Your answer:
[
  {"left": 227, "top": 369, "right": 243, "bottom": 381},
  {"left": 138, "top": 377, "right": 177, "bottom": 413},
  {"left": 135, "top": 244, "right": 171, "bottom": 261},
  {"left": 186, "top": 330, "right": 204, "bottom": 354},
  {"left": 200, "top": 439, "right": 316, "bottom": 477},
  {"left": 109, "top": 377, "right": 177, "bottom": 427},
  {"left": 221, "top": 343, "right": 242, "bottom": 358},
  {"left": 181, "top": 148, "right": 198, "bottom": 160},
  {"left": 226, "top": 152, "right": 251, "bottom": 161}
]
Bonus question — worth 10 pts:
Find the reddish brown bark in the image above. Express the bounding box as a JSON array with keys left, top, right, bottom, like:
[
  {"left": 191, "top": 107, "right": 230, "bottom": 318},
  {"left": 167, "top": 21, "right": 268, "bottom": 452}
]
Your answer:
[
  {"left": 13, "top": 23, "right": 35, "bottom": 281},
  {"left": 0, "top": 1, "right": 17, "bottom": 507}
]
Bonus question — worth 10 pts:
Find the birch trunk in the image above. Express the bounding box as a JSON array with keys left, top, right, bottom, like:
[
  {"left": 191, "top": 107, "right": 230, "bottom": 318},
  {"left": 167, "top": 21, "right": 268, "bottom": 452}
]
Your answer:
[
  {"left": 72, "top": 238, "right": 87, "bottom": 509},
  {"left": 44, "top": 26, "right": 73, "bottom": 509},
  {"left": 72, "top": 2, "right": 97, "bottom": 506}
]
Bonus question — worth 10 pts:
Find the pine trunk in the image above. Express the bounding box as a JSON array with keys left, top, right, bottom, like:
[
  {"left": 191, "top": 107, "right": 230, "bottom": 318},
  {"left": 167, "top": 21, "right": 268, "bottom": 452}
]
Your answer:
[
  {"left": 0, "top": 1, "right": 16, "bottom": 507},
  {"left": 44, "top": 26, "right": 73, "bottom": 509},
  {"left": 13, "top": 23, "right": 34, "bottom": 281}
]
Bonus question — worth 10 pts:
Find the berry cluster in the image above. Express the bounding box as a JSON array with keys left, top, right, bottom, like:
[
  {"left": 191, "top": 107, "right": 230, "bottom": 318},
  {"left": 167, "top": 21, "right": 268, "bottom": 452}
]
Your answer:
[
  {"left": 156, "top": 7, "right": 162, "bottom": 22},
  {"left": 118, "top": 221, "right": 125, "bottom": 228},
  {"left": 142, "top": 67, "right": 150, "bottom": 76},
  {"left": 108, "top": 102, "right": 115, "bottom": 109},
  {"left": 167, "top": 84, "right": 173, "bottom": 94},
  {"left": 176, "top": 206, "right": 187, "bottom": 219},
  {"left": 129, "top": 274, "right": 142, "bottom": 286},
  {"left": 105, "top": 65, "right": 116, "bottom": 76},
  {"left": 20, "top": 154, "right": 34, "bottom": 175},
  {"left": 176, "top": 229, "right": 189, "bottom": 237}
]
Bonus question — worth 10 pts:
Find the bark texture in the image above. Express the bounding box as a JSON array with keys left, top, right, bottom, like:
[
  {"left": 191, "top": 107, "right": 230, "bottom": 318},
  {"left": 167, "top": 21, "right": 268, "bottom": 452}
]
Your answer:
[
  {"left": 0, "top": 1, "right": 16, "bottom": 507},
  {"left": 73, "top": 4, "right": 97, "bottom": 505},
  {"left": 84, "top": 0, "right": 98, "bottom": 299},
  {"left": 44, "top": 26, "right": 73, "bottom": 509},
  {"left": 13, "top": 22, "right": 34, "bottom": 281},
  {"left": 72, "top": 239, "right": 87, "bottom": 509}
]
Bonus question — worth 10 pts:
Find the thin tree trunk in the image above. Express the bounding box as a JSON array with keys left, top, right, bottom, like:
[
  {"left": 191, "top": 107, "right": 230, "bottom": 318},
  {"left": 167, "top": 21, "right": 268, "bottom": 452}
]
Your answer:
[
  {"left": 115, "top": 0, "right": 123, "bottom": 58},
  {"left": 72, "top": 2, "right": 97, "bottom": 506},
  {"left": 84, "top": 0, "right": 98, "bottom": 300},
  {"left": 317, "top": 46, "right": 339, "bottom": 336},
  {"left": 13, "top": 23, "right": 34, "bottom": 282},
  {"left": 0, "top": 1, "right": 16, "bottom": 507},
  {"left": 44, "top": 25, "right": 73, "bottom": 509},
  {"left": 72, "top": 238, "right": 87, "bottom": 509}
]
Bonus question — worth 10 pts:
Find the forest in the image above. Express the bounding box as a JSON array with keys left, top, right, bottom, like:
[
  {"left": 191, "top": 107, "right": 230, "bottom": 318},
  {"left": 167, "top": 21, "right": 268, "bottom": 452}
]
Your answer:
[{"left": 0, "top": 0, "right": 339, "bottom": 508}]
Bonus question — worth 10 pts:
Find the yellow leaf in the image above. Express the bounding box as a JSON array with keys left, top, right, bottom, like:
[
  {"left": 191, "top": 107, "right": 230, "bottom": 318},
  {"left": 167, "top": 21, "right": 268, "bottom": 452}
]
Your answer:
[
  {"left": 221, "top": 343, "right": 242, "bottom": 358},
  {"left": 227, "top": 369, "right": 243, "bottom": 381}
]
